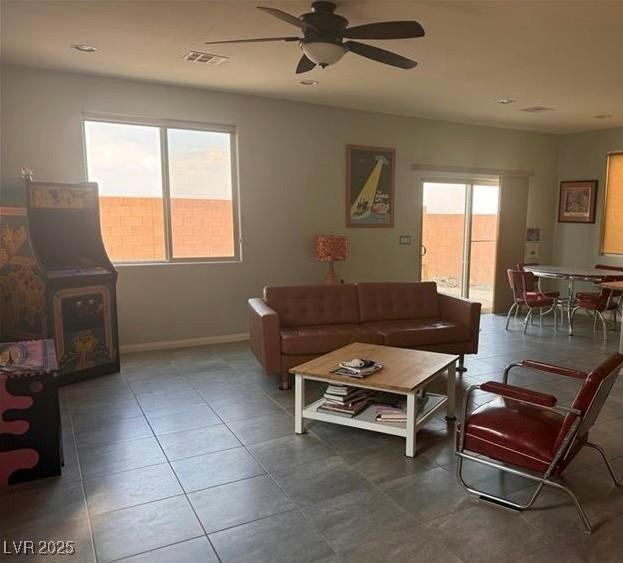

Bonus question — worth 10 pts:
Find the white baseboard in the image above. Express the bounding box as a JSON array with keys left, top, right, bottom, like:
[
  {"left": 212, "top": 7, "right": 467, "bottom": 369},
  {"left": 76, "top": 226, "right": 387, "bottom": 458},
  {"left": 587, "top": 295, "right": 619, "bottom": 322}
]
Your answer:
[{"left": 120, "top": 332, "right": 250, "bottom": 354}]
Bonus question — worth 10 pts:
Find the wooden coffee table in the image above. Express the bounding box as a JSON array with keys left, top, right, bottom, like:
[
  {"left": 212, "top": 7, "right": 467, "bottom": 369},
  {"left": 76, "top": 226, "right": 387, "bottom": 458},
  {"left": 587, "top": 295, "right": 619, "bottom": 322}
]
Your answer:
[{"left": 290, "top": 342, "right": 458, "bottom": 457}]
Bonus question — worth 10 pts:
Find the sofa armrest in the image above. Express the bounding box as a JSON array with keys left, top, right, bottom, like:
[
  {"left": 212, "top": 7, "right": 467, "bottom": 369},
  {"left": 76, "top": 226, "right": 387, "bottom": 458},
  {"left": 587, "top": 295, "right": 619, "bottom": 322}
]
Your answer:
[
  {"left": 437, "top": 292, "right": 481, "bottom": 352},
  {"left": 248, "top": 298, "right": 281, "bottom": 375}
]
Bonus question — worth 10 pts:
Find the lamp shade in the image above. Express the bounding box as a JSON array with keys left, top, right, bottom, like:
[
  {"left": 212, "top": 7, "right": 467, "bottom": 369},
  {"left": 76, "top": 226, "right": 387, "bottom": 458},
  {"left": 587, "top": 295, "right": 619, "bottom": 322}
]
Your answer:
[{"left": 314, "top": 235, "right": 348, "bottom": 262}]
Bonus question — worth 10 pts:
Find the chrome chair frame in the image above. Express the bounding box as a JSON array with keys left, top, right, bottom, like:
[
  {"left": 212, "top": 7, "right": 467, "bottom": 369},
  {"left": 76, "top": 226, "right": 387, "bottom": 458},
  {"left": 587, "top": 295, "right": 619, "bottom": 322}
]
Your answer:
[
  {"left": 455, "top": 361, "right": 622, "bottom": 533},
  {"left": 505, "top": 271, "right": 557, "bottom": 334},
  {"left": 570, "top": 288, "right": 621, "bottom": 341}
]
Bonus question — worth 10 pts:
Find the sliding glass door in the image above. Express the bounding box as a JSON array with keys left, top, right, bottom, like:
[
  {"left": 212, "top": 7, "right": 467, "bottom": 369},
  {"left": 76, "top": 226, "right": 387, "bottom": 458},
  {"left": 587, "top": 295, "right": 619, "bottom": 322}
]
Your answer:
[{"left": 420, "top": 179, "right": 500, "bottom": 312}]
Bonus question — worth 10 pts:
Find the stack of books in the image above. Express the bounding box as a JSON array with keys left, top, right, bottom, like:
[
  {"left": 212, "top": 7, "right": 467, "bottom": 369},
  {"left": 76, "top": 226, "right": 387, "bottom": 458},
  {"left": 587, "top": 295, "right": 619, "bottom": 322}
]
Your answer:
[
  {"left": 374, "top": 404, "right": 407, "bottom": 422},
  {"left": 374, "top": 393, "right": 430, "bottom": 423},
  {"left": 317, "top": 384, "right": 371, "bottom": 417}
]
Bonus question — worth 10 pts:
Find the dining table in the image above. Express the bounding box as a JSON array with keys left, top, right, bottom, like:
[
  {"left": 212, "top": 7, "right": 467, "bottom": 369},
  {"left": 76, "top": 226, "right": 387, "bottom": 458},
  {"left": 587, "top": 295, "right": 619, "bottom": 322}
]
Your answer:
[
  {"left": 599, "top": 280, "right": 623, "bottom": 353},
  {"left": 524, "top": 265, "right": 623, "bottom": 335}
]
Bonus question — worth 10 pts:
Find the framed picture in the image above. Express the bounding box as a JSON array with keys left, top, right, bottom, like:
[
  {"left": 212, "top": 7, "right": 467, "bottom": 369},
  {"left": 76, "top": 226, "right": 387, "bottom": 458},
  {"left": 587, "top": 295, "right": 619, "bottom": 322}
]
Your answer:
[
  {"left": 558, "top": 180, "right": 598, "bottom": 223},
  {"left": 346, "top": 145, "right": 395, "bottom": 227}
]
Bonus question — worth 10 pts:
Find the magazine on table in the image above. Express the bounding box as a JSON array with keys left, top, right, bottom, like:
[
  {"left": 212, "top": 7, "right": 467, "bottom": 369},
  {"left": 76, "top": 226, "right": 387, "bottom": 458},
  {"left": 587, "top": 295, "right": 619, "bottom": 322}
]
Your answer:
[{"left": 330, "top": 358, "right": 383, "bottom": 378}]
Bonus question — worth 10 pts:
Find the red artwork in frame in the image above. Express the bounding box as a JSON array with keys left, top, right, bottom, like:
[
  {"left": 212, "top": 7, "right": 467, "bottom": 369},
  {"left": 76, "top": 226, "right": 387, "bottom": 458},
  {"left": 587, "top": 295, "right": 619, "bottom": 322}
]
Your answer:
[{"left": 558, "top": 180, "right": 598, "bottom": 223}]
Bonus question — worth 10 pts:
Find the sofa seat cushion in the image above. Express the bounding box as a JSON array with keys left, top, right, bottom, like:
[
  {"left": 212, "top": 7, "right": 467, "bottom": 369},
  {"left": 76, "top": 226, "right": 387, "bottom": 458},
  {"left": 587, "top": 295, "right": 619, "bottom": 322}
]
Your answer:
[
  {"left": 364, "top": 319, "right": 471, "bottom": 347},
  {"left": 280, "top": 324, "right": 384, "bottom": 356},
  {"left": 464, "top": 396, "right": 563, "bottom": 473}
]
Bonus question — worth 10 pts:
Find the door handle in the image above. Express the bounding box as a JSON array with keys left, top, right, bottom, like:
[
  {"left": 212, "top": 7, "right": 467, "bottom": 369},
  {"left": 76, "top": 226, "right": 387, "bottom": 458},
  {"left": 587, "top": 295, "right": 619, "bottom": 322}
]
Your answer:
[{"left": 420, "top": 245, "right": 427, "bottom": 257}]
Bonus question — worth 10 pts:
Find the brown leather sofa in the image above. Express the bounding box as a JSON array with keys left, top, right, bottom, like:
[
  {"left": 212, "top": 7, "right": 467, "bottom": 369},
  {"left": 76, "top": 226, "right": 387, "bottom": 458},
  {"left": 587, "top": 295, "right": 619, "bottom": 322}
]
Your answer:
[{"left": 249, "top": 282, "right": 481, "bottom": 389}]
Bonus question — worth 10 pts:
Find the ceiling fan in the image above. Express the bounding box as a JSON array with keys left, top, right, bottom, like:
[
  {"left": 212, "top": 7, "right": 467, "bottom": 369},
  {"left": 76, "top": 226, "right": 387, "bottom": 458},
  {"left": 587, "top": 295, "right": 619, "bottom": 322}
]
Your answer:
[{"left": 205, "top": 1, "right": 425, "bottom": 73}]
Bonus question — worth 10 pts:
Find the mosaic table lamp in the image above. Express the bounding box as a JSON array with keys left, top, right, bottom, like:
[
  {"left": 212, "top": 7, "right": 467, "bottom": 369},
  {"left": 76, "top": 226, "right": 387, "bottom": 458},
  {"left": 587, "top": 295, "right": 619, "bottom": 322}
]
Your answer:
[{"left": 314, "top": 235, "right": 348, "bottom": 284}]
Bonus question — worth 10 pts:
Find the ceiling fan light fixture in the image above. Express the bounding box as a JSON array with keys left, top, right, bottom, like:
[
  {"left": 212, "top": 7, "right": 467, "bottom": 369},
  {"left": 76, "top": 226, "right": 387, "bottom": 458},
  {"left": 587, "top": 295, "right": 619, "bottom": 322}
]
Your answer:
[
  {"left": 207, "top": 2, "right": 423, "bottom": 73},
  {"left": 301, "top": 41, "right": 346, "bottom": 67}
]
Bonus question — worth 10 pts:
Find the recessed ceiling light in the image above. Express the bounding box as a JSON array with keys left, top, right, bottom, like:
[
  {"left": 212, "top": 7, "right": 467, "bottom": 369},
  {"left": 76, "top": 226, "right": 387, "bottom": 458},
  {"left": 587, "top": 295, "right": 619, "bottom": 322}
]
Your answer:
[
  {"left": 520, "top": 106, "right": 555, "bottom": 113},
  {"left": 498, "top": 98, "right": 516, "bottom": 104},
  {"left": 300, "top": 79, "right": 319, "bottom": 86},
  {"left": 71, "top": 44, "right": 97, "bottom": 53},
  {"left": 594, "top": 114, "right": 613, "bottom": 119}
]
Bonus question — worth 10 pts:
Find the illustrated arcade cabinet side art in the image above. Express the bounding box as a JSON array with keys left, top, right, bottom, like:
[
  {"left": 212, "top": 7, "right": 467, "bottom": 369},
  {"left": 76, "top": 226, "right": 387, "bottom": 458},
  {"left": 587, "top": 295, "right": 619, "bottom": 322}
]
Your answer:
[
  {"left": 0, "top": 178, "right": 48, "bottom": 340},
  {"left": 0, "top": 339, "right": 62, "bottom": 488},
  {"left": 24, "top": 178, "right": 120, "bottom": 383}
]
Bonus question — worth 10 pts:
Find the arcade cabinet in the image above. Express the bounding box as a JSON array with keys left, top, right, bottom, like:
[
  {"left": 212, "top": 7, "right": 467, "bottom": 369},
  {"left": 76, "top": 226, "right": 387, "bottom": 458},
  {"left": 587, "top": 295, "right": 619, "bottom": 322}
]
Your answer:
[{"left": 0, "top": 178, "right": 120, "bottom": 384}]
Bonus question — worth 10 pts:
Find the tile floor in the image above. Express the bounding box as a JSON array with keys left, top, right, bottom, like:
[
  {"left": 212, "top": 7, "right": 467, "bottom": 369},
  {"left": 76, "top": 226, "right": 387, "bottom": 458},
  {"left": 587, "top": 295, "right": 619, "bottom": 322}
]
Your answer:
[{"left": 2, "top": 313, "right": 623, "bottom": 563}]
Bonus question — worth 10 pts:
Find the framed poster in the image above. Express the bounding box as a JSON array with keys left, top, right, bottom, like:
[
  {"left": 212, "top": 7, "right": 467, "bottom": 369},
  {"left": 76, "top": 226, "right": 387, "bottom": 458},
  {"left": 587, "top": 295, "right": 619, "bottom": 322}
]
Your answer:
[
  {"left": 558, "top": 180, "right": 598, "bottom": 223},
  {"left": 346, "top": 145, "right": 395, "bottom": 227}
]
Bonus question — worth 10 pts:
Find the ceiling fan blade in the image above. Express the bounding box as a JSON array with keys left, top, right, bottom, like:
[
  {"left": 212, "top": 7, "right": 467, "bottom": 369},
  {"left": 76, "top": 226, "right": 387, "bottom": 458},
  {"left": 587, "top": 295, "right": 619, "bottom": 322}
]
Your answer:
[
  {"left": 296, "top": 54, "right": 316, "bottom": 74},
  {"left": 345, "top": 41, "right": 417, "bottom": 69},
  {"left": 257, "top": 6, "right": 318, "bottom": 32},
  {"left": 343, "top": 21, "right": 425, "bottom": 40},
  {"left": 205, "top": 36, "right": 300, "bottom": 45}
]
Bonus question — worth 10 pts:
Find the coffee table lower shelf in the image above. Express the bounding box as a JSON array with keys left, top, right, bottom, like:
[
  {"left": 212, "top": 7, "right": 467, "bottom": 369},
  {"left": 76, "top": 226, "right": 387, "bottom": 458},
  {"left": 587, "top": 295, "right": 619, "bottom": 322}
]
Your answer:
[
  {"left": 292, "top": 345, "right": 458, "bottom": 458},
  {"left": 301, "top": 393, "right": 447, "bottom": 439}
]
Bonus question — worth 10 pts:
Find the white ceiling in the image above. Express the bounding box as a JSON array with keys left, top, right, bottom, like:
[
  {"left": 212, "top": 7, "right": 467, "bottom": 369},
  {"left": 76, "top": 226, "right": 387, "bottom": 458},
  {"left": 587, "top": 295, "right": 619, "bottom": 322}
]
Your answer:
[{"left": 2, "top": 0, "right": 622, "bottom": 134}]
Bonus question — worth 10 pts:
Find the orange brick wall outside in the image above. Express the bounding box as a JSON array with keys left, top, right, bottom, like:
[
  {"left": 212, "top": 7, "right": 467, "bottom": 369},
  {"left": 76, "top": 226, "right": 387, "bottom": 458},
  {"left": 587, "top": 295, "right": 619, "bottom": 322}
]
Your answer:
[
  {"left": 422, "top": 214, "right": 497, "bottom": 286},
  {"left": 170, "top": 198, "right": 234, "bottom": 259},
  {"left": 99, "top": 196, "right": 234, "bottom": 262}
]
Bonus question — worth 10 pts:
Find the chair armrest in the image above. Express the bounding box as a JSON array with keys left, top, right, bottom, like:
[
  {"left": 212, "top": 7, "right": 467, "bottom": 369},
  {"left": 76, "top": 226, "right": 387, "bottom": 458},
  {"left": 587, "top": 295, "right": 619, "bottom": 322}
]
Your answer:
[
  {"left": 481, "top": 381, "right": 557, "bottom": 407},
  {"left": 437, "top": 292, "right": 482, "bottom": 351},
  {"left": 248, "top": 298, "right": 281, "bottom": 375},
  {"left": 520, "top": 360, "right": 587, "bottom": 380}
]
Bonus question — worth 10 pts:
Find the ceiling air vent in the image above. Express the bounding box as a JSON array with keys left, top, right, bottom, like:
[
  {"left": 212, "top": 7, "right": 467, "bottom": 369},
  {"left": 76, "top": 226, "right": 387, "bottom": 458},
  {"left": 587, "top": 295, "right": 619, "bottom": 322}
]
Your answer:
[
  {"left": 520, "top": 106, "right": 555, "bottom": 113},
  {"left": 184, "top": 51, "right": 229, "bottom": 65}
]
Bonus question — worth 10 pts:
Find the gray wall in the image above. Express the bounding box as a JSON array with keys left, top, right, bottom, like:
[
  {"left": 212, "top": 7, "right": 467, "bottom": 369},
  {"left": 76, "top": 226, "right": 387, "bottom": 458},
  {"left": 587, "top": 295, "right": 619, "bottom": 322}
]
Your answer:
[
  {"left": 1, "top": 65, "right": 560, "bottom": 346},
  {"left": 555, "top": 127, "right": 623, "bottom": 268}
]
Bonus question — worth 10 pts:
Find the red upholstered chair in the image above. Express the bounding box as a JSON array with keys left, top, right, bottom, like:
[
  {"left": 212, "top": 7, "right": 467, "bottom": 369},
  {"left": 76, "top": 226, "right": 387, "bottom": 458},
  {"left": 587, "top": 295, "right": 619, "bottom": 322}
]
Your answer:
[
  {"left": 576, "top": 264, "right": 622, "bottom": 298},
  {"left": 456, "top": 353, "right": 623, "bottom": 533},
  {"left": 576, "top": 264, "right": 623, "bottom": 301},
  {"left": 505, "top": 269, "right": 557, "bottom": 333},
  {"left": 571, "top": 274, "right": 623, "bottom": 340},
  {"left": 515, "top": 263, "right": 560, "bottom": 299}
]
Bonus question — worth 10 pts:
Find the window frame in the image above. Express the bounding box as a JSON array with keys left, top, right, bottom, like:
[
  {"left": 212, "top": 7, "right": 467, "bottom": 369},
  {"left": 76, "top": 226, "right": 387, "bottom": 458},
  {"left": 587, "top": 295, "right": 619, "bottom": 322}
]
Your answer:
[
  {"left": 600, "top": 150, "right": 623, "bottom": 256},
  {"left": 81, "top": 112, "right": 241, "bottom": 265}
]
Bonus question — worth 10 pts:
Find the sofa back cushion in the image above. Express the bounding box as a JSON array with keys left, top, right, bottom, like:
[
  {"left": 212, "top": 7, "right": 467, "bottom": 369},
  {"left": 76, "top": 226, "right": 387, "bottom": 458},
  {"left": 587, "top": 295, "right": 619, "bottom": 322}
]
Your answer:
[
  {"left": 264, "top": 284, "right": 359, "bottom": 327},
  {"left": 357, "top": 282, "right": 440, "bottom": 322}
]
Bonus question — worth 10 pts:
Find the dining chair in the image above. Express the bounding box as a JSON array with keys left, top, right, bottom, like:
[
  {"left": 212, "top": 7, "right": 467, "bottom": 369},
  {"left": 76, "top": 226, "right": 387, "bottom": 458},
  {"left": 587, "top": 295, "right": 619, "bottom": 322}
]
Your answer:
[
  {"left": 571, "top": 274, "right": 623, "bottom": 340},
  {"left": 456, "top": 353, "right": 623, "bottom": 533},
  {"left": 576, "top": 264, "right": 623, "bottom": 301},
  {"left": 515, "top": 264, "right": 559, "bottom": 297},
  {"left": 505, "top": 269, "right": 557, "bottom": 333}
]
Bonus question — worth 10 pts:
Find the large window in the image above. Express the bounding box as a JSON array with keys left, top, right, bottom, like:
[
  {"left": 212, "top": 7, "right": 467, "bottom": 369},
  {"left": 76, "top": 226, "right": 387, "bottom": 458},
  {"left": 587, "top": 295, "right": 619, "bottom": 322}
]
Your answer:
[
  {"left": 601, "top": 152, "right": 623, "bottom": 255},
  {"left": 84, "top": 118, "right": 238, "bottom": 263}
]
